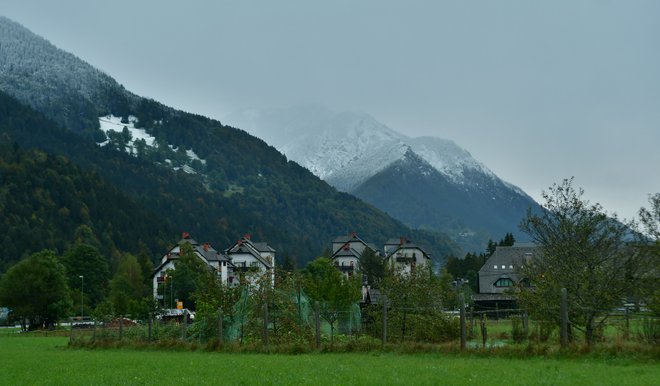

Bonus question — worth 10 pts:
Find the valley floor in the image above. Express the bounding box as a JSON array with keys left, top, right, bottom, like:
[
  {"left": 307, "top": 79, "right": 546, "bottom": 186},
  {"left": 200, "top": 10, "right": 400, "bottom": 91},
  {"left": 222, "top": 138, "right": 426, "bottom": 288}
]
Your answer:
[{"left": 1, "top": 336, "right": 657, "bottom": 385}]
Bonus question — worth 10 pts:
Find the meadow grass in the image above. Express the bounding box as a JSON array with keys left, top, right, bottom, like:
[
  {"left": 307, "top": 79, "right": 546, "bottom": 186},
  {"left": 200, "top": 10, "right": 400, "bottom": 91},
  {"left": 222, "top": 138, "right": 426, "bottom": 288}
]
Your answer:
[{"left": 1, "top": 336, "right": 658, "bottom": 385}]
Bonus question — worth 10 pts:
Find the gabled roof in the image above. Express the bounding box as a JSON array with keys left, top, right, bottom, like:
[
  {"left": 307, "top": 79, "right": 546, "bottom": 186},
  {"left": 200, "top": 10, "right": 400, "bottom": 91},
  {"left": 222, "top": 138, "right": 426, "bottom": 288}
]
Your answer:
[
  {"left": 252, "top": 242, "right": 276, "bottom": 253},
  {"left": 480, "top": 244, "right": 538, "bottom": 274},
  {"left": 330, "top": 246, "right": 362, "bottom": 260},
  {"left": 332, "top": 232, "right": 368, "bottom": 246},
  {"left": 225, "top": 237, "right": 273, "bottom": 269},
  {"left": 385, "top": 237, "right": 409, "bottom": 246},
  {"left": 385, "top": 240, "right": 431, "bottom": 260},
  {"left": 477, "top": 244, "right": 538, "bottom": 290}
]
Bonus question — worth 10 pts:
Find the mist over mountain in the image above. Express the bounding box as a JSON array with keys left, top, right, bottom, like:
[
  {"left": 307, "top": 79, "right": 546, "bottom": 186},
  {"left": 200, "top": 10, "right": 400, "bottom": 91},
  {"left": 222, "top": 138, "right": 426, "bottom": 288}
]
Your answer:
[
  {"left": 227, "top": 106, "right": 541, "bottom": 251},
  {"left": 0, "top": 17, "right": 460, "bottom": 268}
]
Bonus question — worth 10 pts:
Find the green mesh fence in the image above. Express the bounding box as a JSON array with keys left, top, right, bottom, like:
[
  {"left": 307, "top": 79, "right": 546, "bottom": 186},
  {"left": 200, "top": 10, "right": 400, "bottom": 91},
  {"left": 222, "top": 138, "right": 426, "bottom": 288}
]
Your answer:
[{"left": 225, "top": 286, "right": 362, "bottom": 343}]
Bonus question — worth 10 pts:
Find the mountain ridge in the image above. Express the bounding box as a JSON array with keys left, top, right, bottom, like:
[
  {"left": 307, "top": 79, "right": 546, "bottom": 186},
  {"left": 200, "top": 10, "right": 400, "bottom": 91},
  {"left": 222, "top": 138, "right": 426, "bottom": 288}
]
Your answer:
[
  {"left": 0, "top": 17, "right": 461, "bottom": 267},
  {"left": 226, "top": 105, "right": 541, "bottom": 250}
]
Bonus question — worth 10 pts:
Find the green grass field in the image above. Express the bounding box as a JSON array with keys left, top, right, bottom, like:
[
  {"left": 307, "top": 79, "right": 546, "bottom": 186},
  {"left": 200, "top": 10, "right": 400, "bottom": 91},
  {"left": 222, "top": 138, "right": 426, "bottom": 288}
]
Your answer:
[{"left": 1, "top": 336, "right": 657, "bottom": 385}]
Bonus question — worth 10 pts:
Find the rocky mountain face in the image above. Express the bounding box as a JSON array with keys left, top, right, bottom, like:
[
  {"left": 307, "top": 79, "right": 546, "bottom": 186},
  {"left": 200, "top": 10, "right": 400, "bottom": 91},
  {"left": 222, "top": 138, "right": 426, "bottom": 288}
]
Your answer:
[{"left": 227, "top": 106, "right": 540, "bottom": 251}]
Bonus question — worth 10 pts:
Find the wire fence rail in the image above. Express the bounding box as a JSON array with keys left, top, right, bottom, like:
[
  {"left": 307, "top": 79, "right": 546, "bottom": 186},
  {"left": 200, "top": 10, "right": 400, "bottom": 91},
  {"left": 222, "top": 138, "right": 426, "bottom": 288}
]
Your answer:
[{"left": 62, "top": 292, "right": 659, "bottom": 350}]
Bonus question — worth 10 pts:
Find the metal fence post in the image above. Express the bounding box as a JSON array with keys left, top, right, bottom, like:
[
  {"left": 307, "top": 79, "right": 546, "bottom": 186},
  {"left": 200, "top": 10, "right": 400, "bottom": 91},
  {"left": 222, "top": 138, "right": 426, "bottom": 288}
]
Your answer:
[
  {"left": 382, "top": 295, "right": 388, "bottom": 347},
  {"left": 459, "top": 292, "right": 466, "bottom": 350},
  {"left": 314, "top": 301, "right": 321, "bottom": 349}
]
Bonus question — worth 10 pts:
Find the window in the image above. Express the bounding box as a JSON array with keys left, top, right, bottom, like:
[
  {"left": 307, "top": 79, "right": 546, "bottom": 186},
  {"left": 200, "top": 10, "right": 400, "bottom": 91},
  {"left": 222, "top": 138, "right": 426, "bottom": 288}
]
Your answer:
[
  {"left": 494, "top": 278, "right": 514, "bottom": 287},
  {"left": 509, "top": 265, "right": 514, "bottom": 269},
  {"left": 501, "top": 265, "right": 506, "bottom": 269}
]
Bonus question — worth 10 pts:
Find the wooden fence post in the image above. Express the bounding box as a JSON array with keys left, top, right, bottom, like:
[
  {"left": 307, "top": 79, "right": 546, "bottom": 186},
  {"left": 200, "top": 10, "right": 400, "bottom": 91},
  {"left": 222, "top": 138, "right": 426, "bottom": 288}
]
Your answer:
[
  {"left": 69, "top": 317, "right": 74, "bottom": 343},
  {"left": 382, "top": 295, "right": 388, "bottom": 348},
  {"left": 217, "top": 308, "right": 223, "bottom": 344},
  {"left": 92, "top": 319, "right": 97, "bottom": 342},
  {"left": 480, "top": 315, "right": 487, "bottom": 348},
  {"left": 459, "top": 292, "right": 466, "bottom": 350},
  {"left": 560, "top": 288, "right": 568, "bottom": 348},
  {"left": 314, "top": 301, "right": 321, "bottom": 349},
  {"left": 148, "top": 315, "right": 153, "bottom": 342},
  {"left": 181, "top": 313, "right": 187, "bottom": 341},
  {"left": 119, "top": 315, "right": 123, "bottom": 341},
  {"left": 624, "top": 305, "right": 630, "bottom": 339}
]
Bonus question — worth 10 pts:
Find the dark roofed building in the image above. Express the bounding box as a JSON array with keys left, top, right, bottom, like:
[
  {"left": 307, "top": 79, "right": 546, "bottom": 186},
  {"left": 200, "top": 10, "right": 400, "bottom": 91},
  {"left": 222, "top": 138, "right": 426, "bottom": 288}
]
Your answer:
[{"left": 473, "top": 243, "right": 537, "bottom": 311}]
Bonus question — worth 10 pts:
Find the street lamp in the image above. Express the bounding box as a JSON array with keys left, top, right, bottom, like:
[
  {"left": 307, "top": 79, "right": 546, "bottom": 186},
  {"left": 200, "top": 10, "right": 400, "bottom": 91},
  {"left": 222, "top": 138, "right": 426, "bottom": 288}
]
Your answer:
[{"left": 79, "top": 275, "right": 84, "bottom": 320}]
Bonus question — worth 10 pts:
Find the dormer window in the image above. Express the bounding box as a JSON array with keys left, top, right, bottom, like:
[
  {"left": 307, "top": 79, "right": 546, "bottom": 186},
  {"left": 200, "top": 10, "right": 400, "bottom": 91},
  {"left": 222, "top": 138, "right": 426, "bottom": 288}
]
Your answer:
[
  {"left": 494, "top": 265, "right": 498, "bottom": 269},
  {"left": 494, "top": 278, "right": 514, "bottom": 287}
]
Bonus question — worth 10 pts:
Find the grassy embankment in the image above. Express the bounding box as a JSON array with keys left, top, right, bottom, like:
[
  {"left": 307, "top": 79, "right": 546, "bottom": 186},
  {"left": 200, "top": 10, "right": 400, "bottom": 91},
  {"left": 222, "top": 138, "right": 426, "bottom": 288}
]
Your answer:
[{"left": 1, "top": 336, "right": 658, "bottom": 385}]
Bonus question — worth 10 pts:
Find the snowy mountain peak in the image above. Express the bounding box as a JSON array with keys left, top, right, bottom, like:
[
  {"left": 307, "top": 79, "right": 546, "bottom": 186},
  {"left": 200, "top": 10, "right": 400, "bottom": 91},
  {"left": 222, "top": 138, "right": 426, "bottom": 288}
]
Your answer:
[{"left": 226, "top": 106, "right": 498, "bottom": 191}]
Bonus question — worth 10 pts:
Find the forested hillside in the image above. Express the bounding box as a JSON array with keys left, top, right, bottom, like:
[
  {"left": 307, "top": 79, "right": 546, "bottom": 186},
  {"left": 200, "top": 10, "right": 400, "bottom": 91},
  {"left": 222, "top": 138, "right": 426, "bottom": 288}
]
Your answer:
[{"left": 0, "top": 143, "right": 173, "bottom": 272}]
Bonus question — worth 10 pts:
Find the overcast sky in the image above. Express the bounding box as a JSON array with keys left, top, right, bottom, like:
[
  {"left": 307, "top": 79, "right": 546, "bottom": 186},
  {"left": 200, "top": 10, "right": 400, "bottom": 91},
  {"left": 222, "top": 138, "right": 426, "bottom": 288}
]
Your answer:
[{"left": 2, "top": 0, "right": 659, "bottom": 221}]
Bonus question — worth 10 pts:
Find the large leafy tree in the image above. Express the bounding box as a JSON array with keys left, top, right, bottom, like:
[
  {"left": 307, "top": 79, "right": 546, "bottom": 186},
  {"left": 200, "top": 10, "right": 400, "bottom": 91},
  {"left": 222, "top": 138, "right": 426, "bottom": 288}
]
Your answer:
[
  {"left": 519, "top": 178, "right": 647, "bottom": 344},
  {"left": 170, "top": 243, "right": 211, "bottom": 311},
  {"left": 61, "top": 243, "right": 110, "bottom": 309},
  {"left": 108, "top": 253, "right": 148, "bottom": 317},
  {"left": 379, "top": 266, "right": 454, "bottom": 342},
  {"left": 0, "top": 250, "right": 71, "bottom": 330},
  {"left": 360, "top": 247, "right": 385, "bottom": 287},
  {"left": 302, "top": 257, "right": 361, "bottom": 343}
]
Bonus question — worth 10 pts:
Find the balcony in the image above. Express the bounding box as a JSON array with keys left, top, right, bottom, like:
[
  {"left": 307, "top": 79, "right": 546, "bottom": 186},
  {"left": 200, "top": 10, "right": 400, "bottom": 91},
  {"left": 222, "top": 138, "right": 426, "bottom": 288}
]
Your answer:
[
  {"left": 338, "top": 265, "right": 355, "bottom": 272},
  {"left": 396, "top": 256, "right": 415, "bottom": 263}
]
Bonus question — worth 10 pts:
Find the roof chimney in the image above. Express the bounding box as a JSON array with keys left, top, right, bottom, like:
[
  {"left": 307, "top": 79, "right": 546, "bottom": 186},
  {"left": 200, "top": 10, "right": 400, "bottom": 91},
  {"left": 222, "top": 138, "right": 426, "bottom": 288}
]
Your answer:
[
  {"left": 203, "top": 243, "right": 209, "bottom": 251},
  {"left": 244, "top": 233, "right": 251, "bottom": 240},
  {"left": 182, "top": 232, "right": 190, "bottom": 239},
  {"left": 343, "top": 243, "right": 350, "bottom": 251},
  {"left": 350, "top": 231, "right": 357, "bottom": 239}
]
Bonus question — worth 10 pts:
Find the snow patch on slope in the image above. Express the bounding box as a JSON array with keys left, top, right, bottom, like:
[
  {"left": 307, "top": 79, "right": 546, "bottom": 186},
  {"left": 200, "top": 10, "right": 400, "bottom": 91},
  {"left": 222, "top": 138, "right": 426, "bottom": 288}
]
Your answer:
[
  {"left": 98, "top": 115, "right": 156, "bottom": 149},
  {"left": 97, "top": 115, "right": 206, "bottom": 174}
]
